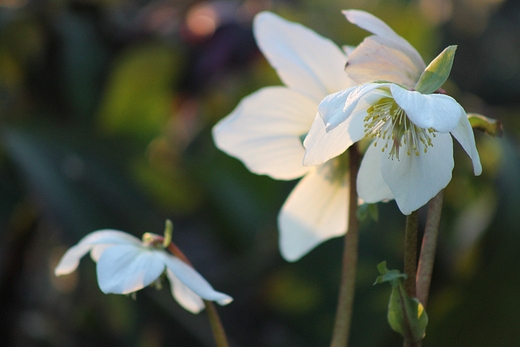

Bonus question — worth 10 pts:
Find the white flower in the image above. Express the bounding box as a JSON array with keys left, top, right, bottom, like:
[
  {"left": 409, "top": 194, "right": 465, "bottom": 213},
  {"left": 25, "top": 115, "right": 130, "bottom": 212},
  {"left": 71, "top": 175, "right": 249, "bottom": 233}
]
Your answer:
[
  {"left": 212, "top": 11, "right": 356, "bottom": 261},
  {"left": 303, "top": 10, "right": 482, "bottom": 215},
  {"left": 55, "top": 230, "right": 233, "bottom": 314}
]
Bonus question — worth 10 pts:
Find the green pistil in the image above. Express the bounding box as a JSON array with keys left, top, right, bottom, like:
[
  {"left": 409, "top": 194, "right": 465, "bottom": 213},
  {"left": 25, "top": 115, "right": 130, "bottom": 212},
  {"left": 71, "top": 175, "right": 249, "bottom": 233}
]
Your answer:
[{"left": 364, "top": 97, "right": 436, "bottom": 160}]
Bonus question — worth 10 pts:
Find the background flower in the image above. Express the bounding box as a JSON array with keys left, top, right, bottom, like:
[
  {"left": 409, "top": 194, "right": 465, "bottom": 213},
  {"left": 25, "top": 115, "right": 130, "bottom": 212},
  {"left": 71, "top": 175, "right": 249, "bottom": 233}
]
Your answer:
[
  {"left": 213, "top": 11, "right": 355, "bottom": 261},
  {"left": 55, "top": 230, "right": 232, "bottom": 314}
]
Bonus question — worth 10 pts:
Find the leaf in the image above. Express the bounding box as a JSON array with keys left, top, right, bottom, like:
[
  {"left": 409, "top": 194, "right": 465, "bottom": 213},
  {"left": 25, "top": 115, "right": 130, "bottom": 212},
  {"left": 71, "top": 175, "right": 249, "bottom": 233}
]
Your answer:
[
  {"left": 415, "top": 45, "right": 457, "bottom": 94},
  {"left": 388, "top": 285, "right": 428, "bottom": 343},
  {"left": 357, "top": 203, "right": 379, "bottom": 222},
  {"left": 374, "top": 261, "right": 407, "bottom": 285},
  {"left": 374, "top": 262, "right": 428, "bottom": 343}
]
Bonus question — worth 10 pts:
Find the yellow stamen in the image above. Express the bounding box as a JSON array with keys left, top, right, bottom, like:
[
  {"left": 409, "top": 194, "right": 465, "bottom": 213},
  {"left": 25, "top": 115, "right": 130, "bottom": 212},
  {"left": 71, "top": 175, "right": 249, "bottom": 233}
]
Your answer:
[{"left": 364, "top": 97, "right": 435, "bottom": 160}]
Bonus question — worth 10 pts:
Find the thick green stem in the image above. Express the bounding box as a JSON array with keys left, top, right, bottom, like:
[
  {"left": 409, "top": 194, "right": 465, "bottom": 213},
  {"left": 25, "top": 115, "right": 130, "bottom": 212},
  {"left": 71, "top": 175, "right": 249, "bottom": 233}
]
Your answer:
[
  {"left": 330, "top": 144, "right": 360, "bottom": 347},
  {"left": 167, "top": 243, "right": 230, "bottom": 347},
  {"left": 404, "top": 211, "right": 419, "bottom": 298},
  {"left": 416, "top": 190, "right": 444, "bottom": 308}
]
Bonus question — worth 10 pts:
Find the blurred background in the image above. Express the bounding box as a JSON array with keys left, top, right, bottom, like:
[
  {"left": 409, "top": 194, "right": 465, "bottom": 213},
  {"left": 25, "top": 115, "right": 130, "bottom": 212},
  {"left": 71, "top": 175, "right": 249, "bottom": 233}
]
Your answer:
[{"left": 0, "top": 0, "right": 519, "bottom": 346}]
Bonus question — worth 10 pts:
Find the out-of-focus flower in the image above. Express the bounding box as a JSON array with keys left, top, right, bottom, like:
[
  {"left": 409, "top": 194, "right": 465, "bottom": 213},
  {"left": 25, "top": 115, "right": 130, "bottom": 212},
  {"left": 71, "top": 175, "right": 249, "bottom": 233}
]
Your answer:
[
  {"left": 55, "top": 229, "right": 232, "bottom": 314},
  {"left": 213, "top": 11, "right": 356, "bottom": 261},
  {"left": 303, "top": 10, "right": 482, "bottom": 215}
]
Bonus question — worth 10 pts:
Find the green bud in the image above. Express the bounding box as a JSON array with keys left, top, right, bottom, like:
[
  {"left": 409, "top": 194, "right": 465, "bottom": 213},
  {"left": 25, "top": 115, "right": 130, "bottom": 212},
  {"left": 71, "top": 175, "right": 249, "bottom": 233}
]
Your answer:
[
  {"left": 415, "top": 45, "right": 457, "bottom": 94},
  {"left": 468, "top": 113, "right": 503, "bottom": 138}
]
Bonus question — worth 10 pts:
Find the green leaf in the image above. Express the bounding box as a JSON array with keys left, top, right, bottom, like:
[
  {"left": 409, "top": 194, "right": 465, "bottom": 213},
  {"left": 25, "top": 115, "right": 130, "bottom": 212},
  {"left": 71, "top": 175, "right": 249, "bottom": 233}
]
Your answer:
[
  {"left": 357, "top": 203, "right": 379, "bottom": 222},
  {"left": 357, "top": 203, "right": 368, "bottom": 221},
  {"left": 374, "top": 261, "right": 407, "bottom": 285},
  {"left": 415, "top": 45, "right": 457, "bottom": 94},
  {"left": 375, "top": 262, "right": 428, "bottom": 343},
  {"left": 468, "top": 113, "right": 503, "bottom": 138},
  {"left": 388, "top": 285, "right": 428, "bottom": 343},
  {"left": 368, "top": 203, "right": 379, "bottom": 221}
]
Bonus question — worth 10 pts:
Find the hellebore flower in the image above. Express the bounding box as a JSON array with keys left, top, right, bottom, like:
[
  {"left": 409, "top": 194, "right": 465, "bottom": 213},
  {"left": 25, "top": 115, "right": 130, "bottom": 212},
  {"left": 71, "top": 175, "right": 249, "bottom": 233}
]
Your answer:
[
  {"left": 55, "top": 229, "right": 233, "bottom": 314},
  {"left": 212, "top": 11, "right": 356, "bottom": 261},
  {"left": 304, "top": 10, "right": 482, "bottom": 215}
]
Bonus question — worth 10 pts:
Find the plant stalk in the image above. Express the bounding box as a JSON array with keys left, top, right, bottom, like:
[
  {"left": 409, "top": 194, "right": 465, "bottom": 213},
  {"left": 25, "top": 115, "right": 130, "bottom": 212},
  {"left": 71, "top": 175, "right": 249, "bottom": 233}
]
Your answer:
[
  {"left": 402, "top": 210, "right": 419, "bottom": 347},
  {"left": 330, "top": 144, "right": 360, "bottom": 347},
  {"left": 404, "top": 211, "right": 419, "bottom": 298},
  {"left": 416, "top": 190, "right": 444, "bottom": 308}
]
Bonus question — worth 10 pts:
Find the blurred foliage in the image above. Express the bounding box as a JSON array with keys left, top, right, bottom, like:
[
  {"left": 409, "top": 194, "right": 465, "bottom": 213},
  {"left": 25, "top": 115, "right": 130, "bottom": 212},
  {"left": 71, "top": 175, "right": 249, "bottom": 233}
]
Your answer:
[{"left": 0, "top": 0, "right": 519, "bottom": 346}]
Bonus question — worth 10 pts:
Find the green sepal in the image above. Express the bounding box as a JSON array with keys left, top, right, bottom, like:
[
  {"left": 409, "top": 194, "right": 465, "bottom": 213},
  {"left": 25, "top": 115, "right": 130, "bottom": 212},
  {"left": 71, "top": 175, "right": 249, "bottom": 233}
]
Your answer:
[
  {"left": 468, "top": 113, "right": 503, "bottom": 138},
  {"left": 415, "top": 45, "right": 457, "bottom": 94},
  {"left": 374, "top": 262, "right": 429, "bottom": 343},
  {"left": 357, "top": 203, "right": 379, "bottom": 222}
]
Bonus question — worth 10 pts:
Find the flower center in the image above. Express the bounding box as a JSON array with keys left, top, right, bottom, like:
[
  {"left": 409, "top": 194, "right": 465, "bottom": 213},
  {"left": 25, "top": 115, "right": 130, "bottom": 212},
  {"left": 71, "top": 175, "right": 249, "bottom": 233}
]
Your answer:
[{"left": 364, "top": 97, "right": 436, "bottom": 160}]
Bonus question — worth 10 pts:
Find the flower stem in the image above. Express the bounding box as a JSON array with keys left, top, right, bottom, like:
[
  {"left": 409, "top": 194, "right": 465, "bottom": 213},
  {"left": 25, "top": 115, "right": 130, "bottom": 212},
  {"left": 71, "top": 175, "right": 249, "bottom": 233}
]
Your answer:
[
  {"left": 416, "top": 190, "right": 444, "bottom": 308},
  {"left": 167, "top": 242, "right": 230, "bottom": 347},
  {"left": 330, "top": 144, "right": 360, "bottom": 347},
  {"left": 402, "top": 211, "right": 419, "bottom": 347},
  {"left": 204, "top": 300, "right": 231, "bottom": 347},
  {"left": 404, "top": 211, "right": 419, "bottom": 298}
]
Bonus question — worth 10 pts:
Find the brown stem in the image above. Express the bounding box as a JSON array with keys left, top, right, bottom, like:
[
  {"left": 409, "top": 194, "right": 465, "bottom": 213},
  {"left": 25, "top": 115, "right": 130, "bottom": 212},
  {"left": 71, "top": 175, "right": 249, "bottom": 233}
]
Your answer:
[
  {"left": 204, "top": 300, "right": 231, "bottom": 347},
  {"left": 404, "top": 211, "right": 419, "bottom": 298},
  {"left": 402, "top": 210, "right": 419, "bottom": 347},
  {"left": 330, "top": 144, "right": 360, "bottom": 347},
  {"left": 416, "top": 190, "right": 444, "bottom": 308}
]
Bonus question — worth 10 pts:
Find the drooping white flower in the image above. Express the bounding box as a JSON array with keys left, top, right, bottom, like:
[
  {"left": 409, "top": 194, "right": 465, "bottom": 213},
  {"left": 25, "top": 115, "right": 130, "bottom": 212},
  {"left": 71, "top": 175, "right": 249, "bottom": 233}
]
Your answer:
[
  {"left": 55, "top": 230, "right": 232, "bottom": 314},
  {"left": 303, "top": 10, "right": 482, "bottom": 215},
  {"left": 212, "top": 11, "right": 356, "bottom": 261}
]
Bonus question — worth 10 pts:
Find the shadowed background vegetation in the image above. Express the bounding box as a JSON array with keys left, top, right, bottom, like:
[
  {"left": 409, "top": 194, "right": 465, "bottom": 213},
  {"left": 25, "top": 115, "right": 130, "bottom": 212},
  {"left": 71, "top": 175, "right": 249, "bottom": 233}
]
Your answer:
[{"left": 0, "top": 0, "right": 519, "bottom": 346}]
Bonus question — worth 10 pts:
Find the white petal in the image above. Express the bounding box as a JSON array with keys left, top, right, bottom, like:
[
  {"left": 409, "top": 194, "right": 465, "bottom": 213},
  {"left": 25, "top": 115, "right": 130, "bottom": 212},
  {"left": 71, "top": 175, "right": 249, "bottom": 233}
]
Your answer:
[
  {"left": 254, "top": 11, "right": 353, "bottom": 102},
  {"left": 165, "top": 269, "right": 205, "bottom": 314},
  {"left": 344, "top": 36, "right": 423, "bottom": 87},
  {"left": 278, "top": 164, "right": 348, "bottom": 261},
  {"left": 322, "top": 84, "right": 388, "bottom": 130},
  {"left": 160, "top": 253, "right": 233, "bottom": 306},
  {"left": 303, "top": 107, "right": 366, "bottom": 166},
  {"left": 343, "top": 9, "right": 407, "bottom": 43},
  {"left": 90, "top": 244, "right": 112, "bottom": 262},
  {"left": 450, "top": 115, "right": 482, "bottom": 175},
  {"left": 213, "top": 87, "right": 315, "bottom": 180},
  {"left": 342, "top": 10, "right": 425, "bottom": 77},
  {"left": 54, "top": 230, "right": 141, "bottom": 276},
  {"left": 381, "top": 133, "right": 454, "bottom": 215},
  {"left": 357, "top": 144, "right": 394, "bottom": 203},
  {"left": 96, "top": 245, "right": 165, "bottom": 294},
  {"left": 303, "top": 84, "right": 389, "bottom": 167},
  {"left": 390, "top": 85, "right": 462, "bottom": 133}
]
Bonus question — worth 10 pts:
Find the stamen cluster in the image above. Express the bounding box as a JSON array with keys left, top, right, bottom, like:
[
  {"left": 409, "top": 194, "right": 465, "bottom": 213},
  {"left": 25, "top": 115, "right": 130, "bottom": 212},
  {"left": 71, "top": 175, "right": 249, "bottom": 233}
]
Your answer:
[{"left": 364, "top": 97, "right": 436, "bottom": 160}]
